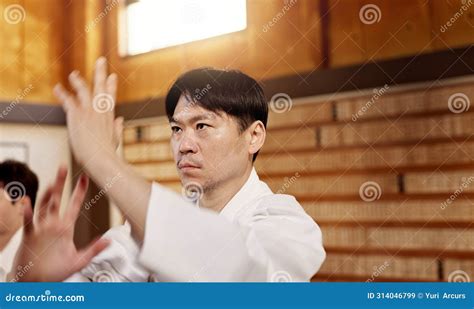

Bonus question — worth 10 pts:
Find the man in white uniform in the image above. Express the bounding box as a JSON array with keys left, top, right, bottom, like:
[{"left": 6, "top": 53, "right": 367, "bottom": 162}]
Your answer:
[
  {"left": 12, "top": 58, "right": 326, "bottom": 282},
  {"left": 0, "top": 160, "right": 38, "bottom": 282}
]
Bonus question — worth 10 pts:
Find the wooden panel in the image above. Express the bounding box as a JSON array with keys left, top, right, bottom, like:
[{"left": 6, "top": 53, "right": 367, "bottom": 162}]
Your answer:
[
  {"left": 335, "top": 82, "right": 474, "bottom": 121},
  {"left": 108, "top": 0, "right": 323, "bottom": 103},
  {"left": 318, "top": 253, "right": 438, "bottom": 281},
  {"left": 443, "top": 259, "right": 474, "bottom": 282},
  {"left": 263, "top": 126, "right": 317, "bottom": 152},
  {"left": 264, "top": 174, "right": 398, "bottom": 196},
  {"left": 320, "top": 112, "right": 474, "bottom": 147},
  {"left": 431, "top": 0, "right": 474, "bottom": 50},
  {"left": 123, "top": 142, "right": 173, "bottom": 162},
  {"left": 405, "top": 170, "right": 474, "bottom": 194},
  {"left": 267, "top": 101, "right": 333, "bottom": 129},
  {"left": 322, "top": 226, "right": 474, "bottom": 251},
  {"left": 0, "top": 0, "right": 24, "bottom": 100},
  {"left": 328, "top": 0, "right": 365, "bottom": 67},
  {"left": 256, "top": 140, "right": 474, "bottom": 174},
  {"left": 303, "top": 198, "right": 474, "bottom": 223},
  {"left": 360, "top": 0, "right": 433, "bottom": 62}
]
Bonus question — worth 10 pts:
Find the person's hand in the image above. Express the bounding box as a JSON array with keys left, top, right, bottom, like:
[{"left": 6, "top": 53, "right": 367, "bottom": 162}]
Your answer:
[
  {"left": 8, "top": 167, "right": 110, "bottom": 282},
  {"left": 53, "top": 57, "right": 124, "bottom": 166}
]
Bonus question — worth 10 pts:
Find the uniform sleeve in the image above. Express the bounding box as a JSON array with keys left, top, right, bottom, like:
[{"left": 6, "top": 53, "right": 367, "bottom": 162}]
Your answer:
[
  {"left": 67, "top": 224, "right": 151, "bottom": 282},
  {"left": 138, "top": 183, "right": 325, "bottom": 282}
]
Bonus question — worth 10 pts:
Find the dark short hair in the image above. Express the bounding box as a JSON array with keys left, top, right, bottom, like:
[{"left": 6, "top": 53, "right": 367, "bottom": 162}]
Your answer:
[
  {"left": 0, "top": 160, "right": 39, "bottom": 209},
  {"left": 165, "top": 68, "right": 268, "bottom": 162}
]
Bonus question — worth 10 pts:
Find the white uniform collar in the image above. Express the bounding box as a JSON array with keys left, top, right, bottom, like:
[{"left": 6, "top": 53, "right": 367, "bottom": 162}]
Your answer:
[{"left": 218, "top": 167, "right": 273, "bottom": 221}]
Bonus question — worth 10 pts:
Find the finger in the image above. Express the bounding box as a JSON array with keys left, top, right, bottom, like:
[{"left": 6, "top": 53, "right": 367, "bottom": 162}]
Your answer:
[
  {"left": 34, "top": 187, "right": 53, "bottom": 224},
  {"left": 113, "top": 117, "right": 124, "bottom": 149},
  {"left": 106, "top": 73, "right": 117, "bottom": 103},
  {"left": 74, "top": 238, "right": 110, "bottom": 271},
  {"left": 93, "top": 57, "right": 107, "bottom": 96},
  {"left": 23, "top": 202, "right": 34, "bottom": 234},
  {"left": 66, "top": 174, "right": 89, "bottom": 225},
  {"left": 53, "top": 83, "right": 77, "bottom": 113},
  {"left": 68, "top": 71, "right": 91, "bottom": 106},
  {"left": 49, "top": 167, "right": 68, "bottom": 215}
]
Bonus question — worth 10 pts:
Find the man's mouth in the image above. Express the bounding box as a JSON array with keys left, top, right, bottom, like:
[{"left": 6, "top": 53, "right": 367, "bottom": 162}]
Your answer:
[{"left": 178, "top": 162, "right": 201, "bottom": 170}]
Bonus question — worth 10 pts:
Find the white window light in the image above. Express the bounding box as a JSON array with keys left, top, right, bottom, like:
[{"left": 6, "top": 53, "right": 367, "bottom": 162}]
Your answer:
[{"left": 122, "top": 0, "right": 247, "bottom": 56}]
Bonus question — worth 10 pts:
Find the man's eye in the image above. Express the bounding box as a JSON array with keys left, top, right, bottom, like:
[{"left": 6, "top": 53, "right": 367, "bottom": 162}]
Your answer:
[
  {"left": 171, "top": 126, "right": 181, "bottom": 133},
  {"left": 196, "top": 123, "right": 209, "bottom": 130}
]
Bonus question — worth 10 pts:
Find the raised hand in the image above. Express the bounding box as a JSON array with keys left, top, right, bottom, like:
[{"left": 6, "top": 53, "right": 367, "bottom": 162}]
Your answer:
[
  {"left": 8, "top": 167, "right": 109, "bottom": 282},
  {"left": 53, "top": 57, "right": 123, "bottom": 166}
]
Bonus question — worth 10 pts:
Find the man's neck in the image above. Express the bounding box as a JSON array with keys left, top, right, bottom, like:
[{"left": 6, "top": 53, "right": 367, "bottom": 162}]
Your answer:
[{"left": 199, "top": 166, "right": 253, "bottom": 213}]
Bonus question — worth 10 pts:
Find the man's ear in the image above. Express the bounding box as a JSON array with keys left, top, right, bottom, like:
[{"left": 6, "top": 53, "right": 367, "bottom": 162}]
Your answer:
[
  {"left": 15, "top": 196, "right": 32, "bottom": 217},
  {"left": 247, "top": 121, "right": 266, "bottom": 157}
]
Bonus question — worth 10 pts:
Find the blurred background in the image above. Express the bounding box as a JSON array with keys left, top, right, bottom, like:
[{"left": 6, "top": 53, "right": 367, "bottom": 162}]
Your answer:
[{"left": 0, "top": 0, "right": 473, "bottom": 282}]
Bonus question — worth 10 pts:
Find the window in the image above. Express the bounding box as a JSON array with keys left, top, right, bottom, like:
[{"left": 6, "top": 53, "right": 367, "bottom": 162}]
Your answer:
[{"left": 121, "top": 0, "right": 247, "bottom": 56}]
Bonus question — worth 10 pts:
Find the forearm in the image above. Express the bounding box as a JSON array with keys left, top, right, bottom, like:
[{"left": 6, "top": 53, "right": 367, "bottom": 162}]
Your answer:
[{"left": 83, "top": 150, "right": 151, "bottom": 241}]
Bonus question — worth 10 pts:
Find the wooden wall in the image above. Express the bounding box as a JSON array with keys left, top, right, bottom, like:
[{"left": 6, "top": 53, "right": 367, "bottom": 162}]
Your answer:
[
  {"left": 102, "top": 0, "right": 474, "bottom": 104},
  {"left": 122, "top": 78, "right": 474, "bottom": 282}
]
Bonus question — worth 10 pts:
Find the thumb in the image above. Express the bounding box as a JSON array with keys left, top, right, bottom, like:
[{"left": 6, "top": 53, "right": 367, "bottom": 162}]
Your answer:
[{"left": 73, "top": 238, "right": 110, "bottom": 271}]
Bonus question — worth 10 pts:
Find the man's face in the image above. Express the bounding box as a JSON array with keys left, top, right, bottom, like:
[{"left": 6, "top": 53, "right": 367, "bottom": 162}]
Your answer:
[
  {"left": 0, "top": 188, "right": 24, "bottom": 235},
  {"left": 169, "top": 95, "right": 251, "bottom": 192}
]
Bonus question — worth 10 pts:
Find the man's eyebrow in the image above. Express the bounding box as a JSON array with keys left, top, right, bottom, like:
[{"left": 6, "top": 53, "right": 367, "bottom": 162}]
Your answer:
[{"left": 170, "top": 113, "right": 216, "bottom": 124}]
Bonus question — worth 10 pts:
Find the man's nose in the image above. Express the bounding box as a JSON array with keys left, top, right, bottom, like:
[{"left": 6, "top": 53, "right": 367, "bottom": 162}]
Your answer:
[{"left": 178, "top": 131, "right": 198, "bottom": 154}]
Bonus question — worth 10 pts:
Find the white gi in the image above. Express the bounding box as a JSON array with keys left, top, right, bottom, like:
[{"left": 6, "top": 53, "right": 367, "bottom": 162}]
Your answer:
[{"left": 68, "top": 168, "right": 325, "bottom": 282}]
